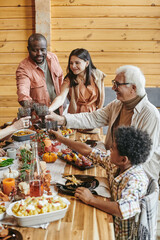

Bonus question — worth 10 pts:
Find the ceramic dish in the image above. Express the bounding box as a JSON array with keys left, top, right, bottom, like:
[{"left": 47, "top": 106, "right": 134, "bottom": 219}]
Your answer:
[
  {"left": 12, "top": 129, "right": 36, "bottom": 142},
  {"left": 0, "top": 202, "right": 7, "bottom": 220},
  {"left": 6, "top": 196, "right": 70, "bottom": 227},
  {"left": 0, "top": 212, "right": 5, "bottom": 220},
  {"left": 0, "top": 157, "right": 14, "bottom": 170}
]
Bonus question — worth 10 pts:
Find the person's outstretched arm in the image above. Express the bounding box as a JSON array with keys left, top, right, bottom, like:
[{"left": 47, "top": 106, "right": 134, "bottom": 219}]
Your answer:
[
  {"left": 75, "top": 187, "right": 122, "bottom": 217},
  {"left": 0, "top": 117, "right": 30, "bottom": 140},
  {"left": 49, "top": 130, "right": 92, "bottom": 156},
  {"left": 49, "top": 81, "right": 70, "bottom": 112}
]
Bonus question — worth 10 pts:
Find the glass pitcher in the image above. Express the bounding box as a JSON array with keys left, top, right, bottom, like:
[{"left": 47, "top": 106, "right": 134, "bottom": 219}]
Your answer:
[{"left": 29, "top": 142, "right": 44, "bottom": 197}]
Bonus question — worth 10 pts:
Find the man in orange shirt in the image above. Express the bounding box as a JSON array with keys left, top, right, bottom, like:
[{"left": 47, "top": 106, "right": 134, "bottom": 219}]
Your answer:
[{"left": 16, "top": 33, "right": 63, "bottom": 115}]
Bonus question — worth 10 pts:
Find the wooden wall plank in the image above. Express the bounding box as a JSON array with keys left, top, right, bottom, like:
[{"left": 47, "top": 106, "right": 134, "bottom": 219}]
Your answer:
[
  {"left": 1, "top": 63, "right": 160, "bottom": 75},
  {"left": 0, "top": 96, "right": 19, "bottom": 107},
  {"left": 0, "top": 0, "right": 34, "bottom": 7},
  {"left": 0, "top": 65, "right": 17, "bottom": 74},
  {"left": 0, "top": 76, "right": 16, "bottom": 86},
  {"left": 1, "top": 52, "right": 160, "bottom": 64},
  {"left": 0, "top": 19, "right": 34, "bottom": 30},
  {"left": 0, "top": 30, "right": 32, "bottom": 41},
  {"left": 0, "top": 42, "right": 27, "bottom": 53},
  {"left": 0, "top": 53, "right": 28, "bottom": 63},
  {"left": 51, "top": 6, "right": 160, "bottom": 18},
  {"left": 0, "top": 7, "right": 34, "bottom": 19},
  {"left": 0, "top": 86, "right": 17, "bottom": 95},
  {"left": 1, "top": 41, "right": 160, "bottom": 53},
  {"left": 0, "top": 107, "right": 18, "bottom": 116},
  {"left": 51, "top": 18, "right": 160, "bottom": 29},
  {"left": 51, "top": 41, "right": 160, "bottom": 53},
  {"left": 52, "top": 29, "right": 160, "bottom": 41},
  {"left": 51, "top": 0, "right": 160, "bottom": 6}
]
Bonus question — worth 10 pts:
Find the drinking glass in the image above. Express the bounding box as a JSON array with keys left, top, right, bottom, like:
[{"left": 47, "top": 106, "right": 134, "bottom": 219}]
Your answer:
[
  {"left": 17, "top": 107, "right": 31, "bottom": 119},
  {"left": 36, "top": 105, "right": 49, "bottom": 128},
  {"left": 46, "top": 121, "right": 58, "bottom": 140}
]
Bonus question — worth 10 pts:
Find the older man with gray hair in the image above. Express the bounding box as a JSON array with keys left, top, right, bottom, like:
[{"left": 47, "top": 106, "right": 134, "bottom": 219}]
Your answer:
[{"left": 46, "top": 65, "right": 160, "bottom": 180}]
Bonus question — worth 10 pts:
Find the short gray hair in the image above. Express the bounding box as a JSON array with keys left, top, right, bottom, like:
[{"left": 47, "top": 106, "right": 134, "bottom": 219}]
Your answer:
[{"left": 116, "top": 65, "right": 146, "bottom": 97}]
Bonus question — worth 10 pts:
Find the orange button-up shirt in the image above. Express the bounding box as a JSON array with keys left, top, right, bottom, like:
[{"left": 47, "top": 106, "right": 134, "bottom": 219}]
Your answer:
[{"left": 16, "top": 52, "right": 63, "bottom": 114}]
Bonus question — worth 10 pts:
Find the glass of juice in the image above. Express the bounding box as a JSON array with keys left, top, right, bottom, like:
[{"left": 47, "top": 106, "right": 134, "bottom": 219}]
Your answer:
[{"left": 29, "top": 180, "right": 43, "bottom": 197}]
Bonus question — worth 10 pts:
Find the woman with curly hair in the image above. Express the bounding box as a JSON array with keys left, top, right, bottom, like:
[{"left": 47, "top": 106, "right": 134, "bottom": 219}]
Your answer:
[
  {"left": 50, "top": 126, "right": 152, "bottom": 240},
  {"left": 49, "top": 48, "right": 106, "bottom": 114}
]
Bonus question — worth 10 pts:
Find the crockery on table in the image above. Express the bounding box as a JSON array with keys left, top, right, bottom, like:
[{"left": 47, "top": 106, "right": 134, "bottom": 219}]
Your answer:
[
  {"left": 7, "top": 148, "right": 17, "bottom": 159},
  {"left": 0, "top": 202, "right": 6, "bottom": 220},
  {"left": 12, "top": 129, "right": 36, "bottom": 142},
  {"left": 0, "top": 157, "right": 14, "bottom": 169},
  {"left": 7, "top": 195, "right": 70, "bottom": 227}
]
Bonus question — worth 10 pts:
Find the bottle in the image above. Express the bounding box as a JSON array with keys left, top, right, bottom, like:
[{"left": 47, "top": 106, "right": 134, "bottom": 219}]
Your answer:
[{"left": 29, "top": 141, "right": 44, "bottom": 197}]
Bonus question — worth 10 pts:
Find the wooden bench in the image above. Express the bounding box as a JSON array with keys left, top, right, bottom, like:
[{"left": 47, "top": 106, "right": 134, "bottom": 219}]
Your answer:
[{"left": 103, "top": 87, "right": 160, "bottom": 134}]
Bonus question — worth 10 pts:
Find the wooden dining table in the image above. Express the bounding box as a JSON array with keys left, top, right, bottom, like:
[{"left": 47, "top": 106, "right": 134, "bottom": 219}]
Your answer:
[{"left": 5, "top": 130, "right": 115, "bottom": 240}]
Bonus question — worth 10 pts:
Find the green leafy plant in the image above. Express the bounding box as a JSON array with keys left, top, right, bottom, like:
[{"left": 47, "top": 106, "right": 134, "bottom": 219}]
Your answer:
[{"left": 19, "top": 149, "right": 32, "bottom": 181}]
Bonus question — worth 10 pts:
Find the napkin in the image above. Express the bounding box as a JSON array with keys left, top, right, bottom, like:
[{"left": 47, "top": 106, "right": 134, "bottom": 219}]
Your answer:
[{"left": 94, "top": 177, "right": 111, "bottom": 198}]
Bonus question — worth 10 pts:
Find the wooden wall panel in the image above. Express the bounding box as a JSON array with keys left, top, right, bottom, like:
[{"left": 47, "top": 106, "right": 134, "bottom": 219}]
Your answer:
[
  {"left": 51, "top": 0, "right": 160, "bottom": 92},
  {"left": 0, "top": 0, "right": 35, "bottom": 125},
  {"left": 0, "top": 19, "right": 34, "bottom": 30},
  {"left": 51, "top": 6, "right": 160, "bottom": 18},
  {"left": 0, "top": 0, "right": 34, "bottom": 7},
  {"left": 0, "top": 53, "right": 28, "bottom": 64},
  {"left": 52, "top": 18, "right": 160, "bottom": 29},
  {"left": 0, "top": 7, "right": 34, "bottom": 19},
  {"left": 52, "top": 29, "right": 160, "bottom": 41},
  {"left": 51, "top": 41, "right": 160, "bottom": 52},
  {"left": 52, "top": 0, "right": 160, "bottom": 6}
]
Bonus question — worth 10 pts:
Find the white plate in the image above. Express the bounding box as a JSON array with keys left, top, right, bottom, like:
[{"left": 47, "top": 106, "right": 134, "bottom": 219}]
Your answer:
[{"left": 0, "top": 157, "right": 14, "bottom": 170}]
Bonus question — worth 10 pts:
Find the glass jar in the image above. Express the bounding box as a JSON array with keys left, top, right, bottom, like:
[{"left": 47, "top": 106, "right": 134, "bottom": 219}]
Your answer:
[{"left": 29, "top": 142, "right": 43, "bottom": 197}]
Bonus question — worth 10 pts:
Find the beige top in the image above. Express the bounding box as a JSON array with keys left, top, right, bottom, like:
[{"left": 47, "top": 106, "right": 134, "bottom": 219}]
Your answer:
[{"left": 64, "top": 68, "right": 106, "bottom": 113}]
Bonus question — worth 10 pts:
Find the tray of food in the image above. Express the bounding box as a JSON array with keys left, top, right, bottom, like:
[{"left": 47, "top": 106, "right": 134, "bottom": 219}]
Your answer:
[
  {"left": 56, "top": 175, "right": 99, "bottom": 196},
  {"left": 6, "top": 194, "right": 70, "bottom": 227},
  {"left": 12, "top": 129, "right": 36, "bottom": 142},
  {"left": 57, "top": 149, "right": 94, "bottom": 170}
]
